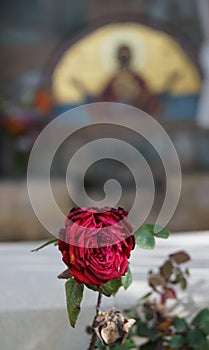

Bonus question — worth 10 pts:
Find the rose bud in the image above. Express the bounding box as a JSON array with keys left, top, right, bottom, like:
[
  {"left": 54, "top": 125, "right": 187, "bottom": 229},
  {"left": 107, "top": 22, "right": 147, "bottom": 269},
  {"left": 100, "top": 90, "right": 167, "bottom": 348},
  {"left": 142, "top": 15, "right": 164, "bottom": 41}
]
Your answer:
[
  {"left": 58, "top": 207, "right": 135, "bottom": 287},
  {"left": 93, "top": 310, "right": 135, "bottom": 346}
]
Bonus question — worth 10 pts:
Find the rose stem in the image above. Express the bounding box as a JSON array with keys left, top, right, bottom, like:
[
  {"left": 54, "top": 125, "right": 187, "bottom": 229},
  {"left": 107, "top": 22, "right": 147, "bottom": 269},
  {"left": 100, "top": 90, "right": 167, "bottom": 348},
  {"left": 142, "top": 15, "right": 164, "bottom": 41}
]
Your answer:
[
  {"left": 87, "top": 292, "right": 102, "bottom": 350},
  {"left": 96, "top": 292, "right": 102, "bottom": 314}
]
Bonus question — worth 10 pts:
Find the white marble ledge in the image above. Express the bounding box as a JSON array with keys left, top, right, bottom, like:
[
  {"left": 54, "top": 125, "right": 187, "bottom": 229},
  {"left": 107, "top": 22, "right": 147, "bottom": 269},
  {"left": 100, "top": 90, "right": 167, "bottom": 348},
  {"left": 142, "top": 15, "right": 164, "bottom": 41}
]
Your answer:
[
  {"left": 0, "top": 231, "right": 209, "bottom": 312},
  {"left": 0, "top": 232, "right": 209, "bottom": 350}
]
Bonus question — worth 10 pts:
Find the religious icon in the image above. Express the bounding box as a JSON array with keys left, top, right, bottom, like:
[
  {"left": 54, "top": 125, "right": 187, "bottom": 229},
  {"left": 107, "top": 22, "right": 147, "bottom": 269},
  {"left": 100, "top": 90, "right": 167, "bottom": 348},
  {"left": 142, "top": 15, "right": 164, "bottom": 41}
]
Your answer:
[
  {"left": 99, "top": 45, "right": 161, "bottom": 117},
  {"left": 51, "top": 22, "right": 201, "bottom": 120}
]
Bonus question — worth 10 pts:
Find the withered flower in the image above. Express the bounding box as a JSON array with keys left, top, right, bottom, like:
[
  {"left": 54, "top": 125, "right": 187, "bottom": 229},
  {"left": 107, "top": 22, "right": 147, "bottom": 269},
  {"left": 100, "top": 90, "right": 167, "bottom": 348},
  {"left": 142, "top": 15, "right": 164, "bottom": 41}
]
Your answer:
[{"left": 93, "top": 310, "right": 135, "bottom": 346}]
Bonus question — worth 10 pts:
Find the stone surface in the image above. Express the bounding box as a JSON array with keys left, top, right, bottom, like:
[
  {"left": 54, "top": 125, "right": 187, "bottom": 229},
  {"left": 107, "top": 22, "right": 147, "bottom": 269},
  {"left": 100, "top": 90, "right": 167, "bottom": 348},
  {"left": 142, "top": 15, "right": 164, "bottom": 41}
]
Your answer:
[
  {"left": 1, "top": 175, "right": 209, "bottom": 240},
  {"left": 0, "top": 232, "right": 209, "bottom": 350}
]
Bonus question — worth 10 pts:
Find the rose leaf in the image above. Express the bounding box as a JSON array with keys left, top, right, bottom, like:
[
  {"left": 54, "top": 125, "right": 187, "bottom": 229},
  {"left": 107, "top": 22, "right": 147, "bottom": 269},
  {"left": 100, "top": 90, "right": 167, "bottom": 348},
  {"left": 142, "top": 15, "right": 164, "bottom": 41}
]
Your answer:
[
  {"left": 140, "top": 340, "right": 159, "bottom": 350},
  {"left": 187, "top": 329, "right": 206, "bottom": 349},
  {"left": 179, "top": 276, "right": 187, "bottom": 290},
  {"left": 149, "top": 273, "right": 165, "bottom": 288},
  {"left": 31, "top": 237, "right": 58, "bottom": 252},
  {"left": 192, "top": 308, "right": 209, "bottom": 335},
  {"left": 86, "top": 278, "right": 122, "bottom": 297},
  {"left": 166, "top": 287, "right": 177, "bottom": 300},
  {"left": 101, "top": 279, "right": 123, "bottom": 296},
  {"left": 140, "top": 291, "right": 152, "bottom": 300},
  {"left": 173, "top": 317, "right": 188, "bottom": 333},
  {"left": 191, "top": 308, "right": 209, "bottom": 335},
  {"left": 160, "top": 261, "right": 173, "bottom": 280},
  {"left": 134, "top": 229, "right": 155, "bottom": 250},
  {"left": 169, "top": 334, "right": 185, "bottom": 349},
  {"left": 169, "top": 251, "right": 191, "bottom": 264},
  {"left": 110, "top": 338, "right": 136, "bottom": 349},
  {"left": 143, "top": 224, "right": 170, "bottom": 239},
  {"left": 65, "top": 278, "right": 84, "bottom": 328},
  {"left": 121, "top": 265, "right": 132, "bottom": 290}
]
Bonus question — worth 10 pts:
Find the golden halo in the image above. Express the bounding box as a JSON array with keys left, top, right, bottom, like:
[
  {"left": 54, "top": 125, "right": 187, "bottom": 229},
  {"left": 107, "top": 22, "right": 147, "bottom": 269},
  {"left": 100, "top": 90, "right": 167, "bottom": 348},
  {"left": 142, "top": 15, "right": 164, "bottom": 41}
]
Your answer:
[{"left": 101, "top": 24, "right": 147, "bottom": 73}]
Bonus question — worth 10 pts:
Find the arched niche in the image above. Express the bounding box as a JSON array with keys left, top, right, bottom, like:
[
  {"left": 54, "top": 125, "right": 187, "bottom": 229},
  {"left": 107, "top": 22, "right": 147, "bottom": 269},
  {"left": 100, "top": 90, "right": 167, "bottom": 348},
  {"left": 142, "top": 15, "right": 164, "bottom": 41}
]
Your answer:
[{"left": 43, "top": 16, "right": 201, "bottom": 120}]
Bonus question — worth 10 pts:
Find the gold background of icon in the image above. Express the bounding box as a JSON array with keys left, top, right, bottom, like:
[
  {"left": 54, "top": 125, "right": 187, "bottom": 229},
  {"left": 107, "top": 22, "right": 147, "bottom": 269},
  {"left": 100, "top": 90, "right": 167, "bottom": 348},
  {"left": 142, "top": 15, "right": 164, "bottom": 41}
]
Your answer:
[{"left": 52, "top": 22, "right": 201, "bottom": 104}]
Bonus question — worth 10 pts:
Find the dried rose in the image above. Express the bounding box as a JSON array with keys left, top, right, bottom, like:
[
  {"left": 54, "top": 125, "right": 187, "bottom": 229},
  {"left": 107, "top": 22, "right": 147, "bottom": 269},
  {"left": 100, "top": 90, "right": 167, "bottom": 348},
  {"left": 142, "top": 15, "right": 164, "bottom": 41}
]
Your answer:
[{"left": 93, "top": 310, "right": 135, "bottom": 346}]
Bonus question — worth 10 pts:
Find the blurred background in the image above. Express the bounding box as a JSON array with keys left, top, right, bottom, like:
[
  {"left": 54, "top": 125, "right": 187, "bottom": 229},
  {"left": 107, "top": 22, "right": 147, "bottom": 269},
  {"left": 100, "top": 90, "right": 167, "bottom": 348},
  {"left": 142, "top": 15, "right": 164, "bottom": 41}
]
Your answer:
[{"left": 1, "top": 0, "right": 209, "bottom": 241}]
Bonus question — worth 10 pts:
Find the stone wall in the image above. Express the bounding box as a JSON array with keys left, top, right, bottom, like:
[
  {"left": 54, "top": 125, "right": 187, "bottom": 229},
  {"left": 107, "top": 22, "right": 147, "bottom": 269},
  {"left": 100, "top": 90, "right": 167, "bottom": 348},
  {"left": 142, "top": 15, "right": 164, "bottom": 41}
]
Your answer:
[{"left": 0, "top": 173, "right": 209, "bottom": 241}]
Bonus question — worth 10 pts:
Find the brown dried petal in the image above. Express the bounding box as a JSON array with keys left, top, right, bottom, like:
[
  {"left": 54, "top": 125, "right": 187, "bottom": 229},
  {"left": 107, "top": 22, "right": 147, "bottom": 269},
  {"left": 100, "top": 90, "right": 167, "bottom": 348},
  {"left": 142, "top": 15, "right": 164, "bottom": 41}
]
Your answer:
[
  {"left": 94, "top": 310, "right": 135, "bottom": 346},
  {"left": 100, "top": 321, "right": 121, "bottom": 345},
  {"left": 57, "top": 269, "right": 72, "bottom": 279}
]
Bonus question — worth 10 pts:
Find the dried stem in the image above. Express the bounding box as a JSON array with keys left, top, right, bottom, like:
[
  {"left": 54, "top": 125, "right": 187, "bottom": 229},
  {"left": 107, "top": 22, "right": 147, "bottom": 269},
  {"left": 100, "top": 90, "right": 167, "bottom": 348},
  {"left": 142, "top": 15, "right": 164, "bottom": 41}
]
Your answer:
[{"left": 87, "top": 292, "right": 102, "bottom": 350}]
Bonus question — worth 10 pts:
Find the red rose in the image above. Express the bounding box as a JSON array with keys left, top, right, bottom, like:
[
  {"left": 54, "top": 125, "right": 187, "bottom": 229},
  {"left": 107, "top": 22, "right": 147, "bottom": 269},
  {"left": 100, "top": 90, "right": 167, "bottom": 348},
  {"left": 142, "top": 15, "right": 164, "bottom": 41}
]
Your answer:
[{"left": 58, "top": 207, "right": 135, "bottom": 286}]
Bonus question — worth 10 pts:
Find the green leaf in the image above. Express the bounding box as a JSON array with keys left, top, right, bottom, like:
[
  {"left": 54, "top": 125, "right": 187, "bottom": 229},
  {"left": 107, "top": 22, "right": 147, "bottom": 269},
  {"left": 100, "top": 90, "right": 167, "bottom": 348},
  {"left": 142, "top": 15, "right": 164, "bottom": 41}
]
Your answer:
[
  {"left": 121, "top": 265, "right": 132, "bottom": 290},
  {"left": 134, "top": 229, "right": 155, "bottom": 249},
  {"left": 97, "top": 337, "right": 136, "bottom": 350},
  {"left": 175, "top": 272, "right": 188, "bottom": 290},
  {"left": 185, "top": 268, "right": 190, "bottom": 276},
  {"left": 192, "top": 308, "right": 209, "bottom": 327},
  {"left": 136, "top": 321, "right": 150, "bottom": 337},
  {"left": 192, "top": 308, "right": 209, "bottom": 335},
  {"left": 202, "top": 339, "right": 209, "bottom": 350},
  {"left": 147, "top": 329, "right": 160, "bottom": 341},
  {"left": 170, "top": 334, "right": 185, "bottom": 349},
  {"left": 201, "top": 322, "right": 209, "bottom": 336},
  {"left": 111, "top": 338, "right": 136, "bottom": 350},
  {"left": 180, "top": 276, "right": 187, "bottom": 290},
  {"left": 135, "top": 320, "right": 159, "bottom": 341},
  {"left": 65, "top": 278, "right": 84, "bottom": 327},
  {"left": 187, "top": 329, "right": 206, "bottom": 349},
  {"left": 31, "top": 237, "right": 58, "bottom": 252},
  {"left": 102, "top": 279, "right": 122, "bottom": 296},
  {"left": 86, "top": 278, "right": 122, "bottom": 297},
  {"left": 140, "top": 340, "right": 159, "bottom": 350},
  {"left": 134, "top": 224, "right": 170, "bottom": 249},
  {"left": 143, "top": 224, "right": 170, "bottom": 239},
  {"left": 140, "top": 291, "right": 152, "bottom": 300},
  {"left": 173, "top": 317, "right": 188, "bottom": 333}
]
